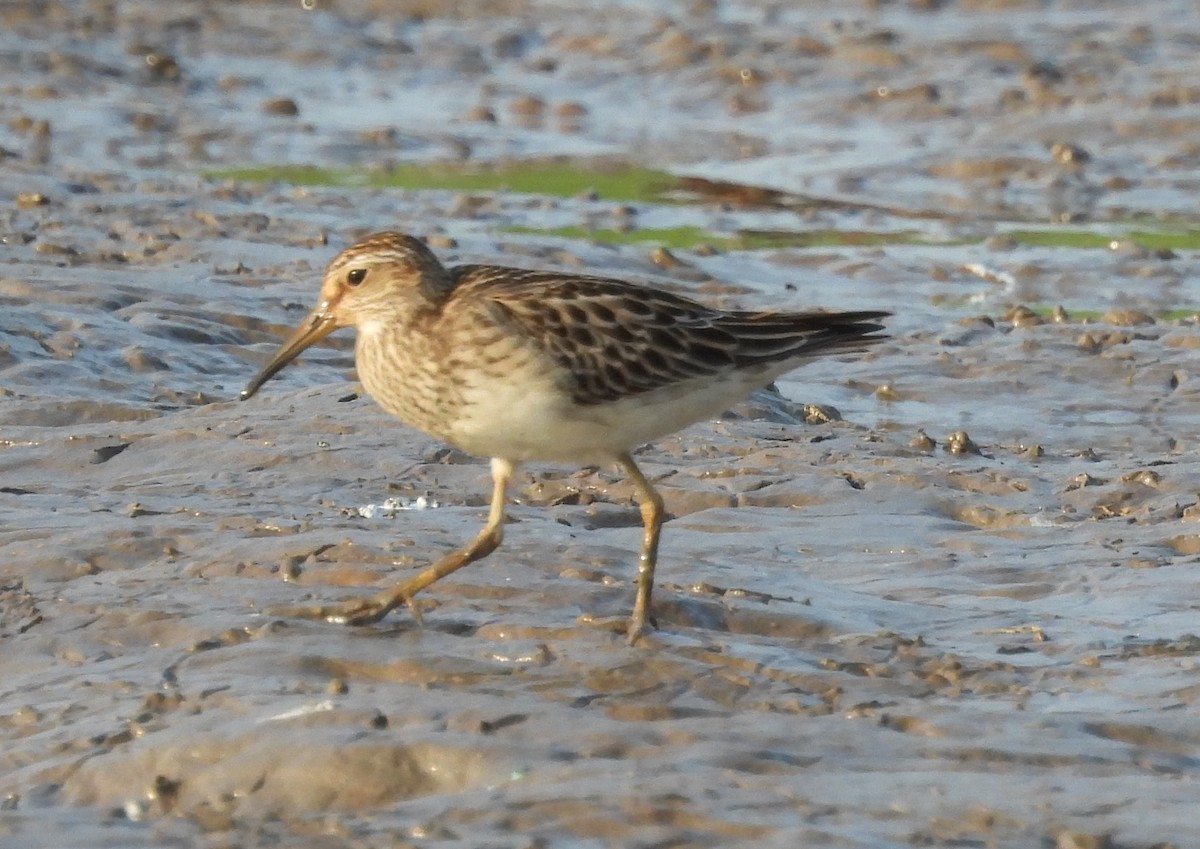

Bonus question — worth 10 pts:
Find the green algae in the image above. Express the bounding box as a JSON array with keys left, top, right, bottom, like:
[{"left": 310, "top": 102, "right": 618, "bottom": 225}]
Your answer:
[
  {"left": 207, "top": 162, "right": 678, "bottom": 203},
  {"left": 207, "top": 161, "right": 1200, "bottom": 253}
]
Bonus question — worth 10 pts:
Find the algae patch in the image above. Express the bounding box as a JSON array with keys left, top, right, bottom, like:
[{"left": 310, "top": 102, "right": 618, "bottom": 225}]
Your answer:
[
  {"left": 503, "top": 225, "right": 934, "bottom": 250},
  {"left": 208, "top": 161, "right": 1200, "bottom": 253},
  {"left": 1006, "top": 228, "right": 1200, "bottom": 251},
  {"left": 207, "top": 161, "right": 678, "bottom": 204}
]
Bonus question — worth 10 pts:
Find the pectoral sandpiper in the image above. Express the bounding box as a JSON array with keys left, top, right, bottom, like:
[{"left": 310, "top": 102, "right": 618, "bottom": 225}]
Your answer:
[{"left": 241, "top": 232, "right": 887, "bottom": 643}]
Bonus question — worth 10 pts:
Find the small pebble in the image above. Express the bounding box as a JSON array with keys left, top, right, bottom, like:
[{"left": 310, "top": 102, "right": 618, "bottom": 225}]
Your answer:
[
  {"left": 910, "top": 430, "right": 936, "bottom": 452},
  {"left": 945, "top": 431, "right": 981, "bottom": 455},
  {"left": 262, "top": 97, "right": 300, "bottom": 117}
]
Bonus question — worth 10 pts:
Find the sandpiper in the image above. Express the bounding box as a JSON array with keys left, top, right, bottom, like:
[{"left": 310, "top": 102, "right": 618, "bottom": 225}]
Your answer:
[{"left": 242, "top": 232, "right": 887, "bottom": 643}]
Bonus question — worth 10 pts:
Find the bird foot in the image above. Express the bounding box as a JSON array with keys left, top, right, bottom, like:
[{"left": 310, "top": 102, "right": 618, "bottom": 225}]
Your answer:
[
  {"left": 267, "top": 594, "right": 407, "bottom": 627},
  {"left": 625, "top": 612, "right": 658, "bottom": 646},
  {"left": 578, "top": 612, "right": 657, "bottom": 644},
  {"left": 319, "top": 598, "right": 395, "bottom": 626}
]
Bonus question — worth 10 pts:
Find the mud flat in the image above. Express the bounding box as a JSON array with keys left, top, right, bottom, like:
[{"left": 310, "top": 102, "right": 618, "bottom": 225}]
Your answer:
[{"left": 1, "top": 2, "right": 1198, "bottom": 847}]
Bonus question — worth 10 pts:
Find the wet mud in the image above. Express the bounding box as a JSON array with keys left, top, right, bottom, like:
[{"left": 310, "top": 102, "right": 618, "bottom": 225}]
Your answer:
[{"left": 2, "top": 1, "right": 1199, "bottom": 847}]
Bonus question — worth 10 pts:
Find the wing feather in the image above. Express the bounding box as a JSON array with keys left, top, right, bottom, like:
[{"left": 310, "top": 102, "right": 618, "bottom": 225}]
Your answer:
[{"left": 447, "top": 264, "right": 886, "bottom": 406}]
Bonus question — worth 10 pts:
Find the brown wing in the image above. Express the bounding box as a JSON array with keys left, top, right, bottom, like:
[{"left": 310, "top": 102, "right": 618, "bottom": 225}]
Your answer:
[{"left": 449, "top": 264, "right": 887, "bottom": 406}]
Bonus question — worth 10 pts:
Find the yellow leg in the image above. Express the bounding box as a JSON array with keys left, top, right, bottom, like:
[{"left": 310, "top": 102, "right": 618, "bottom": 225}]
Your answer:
[
  {"left": 619, "top": 452, "right": 665, "bottom": 645},
  {"left": 318, "top": 457, "right": 514, "bottom": 626}
]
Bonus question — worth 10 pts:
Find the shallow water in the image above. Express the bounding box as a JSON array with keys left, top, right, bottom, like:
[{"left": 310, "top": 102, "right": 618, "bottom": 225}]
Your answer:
[{"left": 2, "top": 1, "right": 1200, "bottom": 847}]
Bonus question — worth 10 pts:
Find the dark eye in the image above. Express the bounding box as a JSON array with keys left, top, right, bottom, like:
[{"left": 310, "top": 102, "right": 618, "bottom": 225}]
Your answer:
[{"left": 346, "top": 268, "right": 367, "bottom": 287}]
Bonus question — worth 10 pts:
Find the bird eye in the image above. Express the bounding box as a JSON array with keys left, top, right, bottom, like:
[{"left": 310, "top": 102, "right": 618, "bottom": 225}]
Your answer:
[{"left": 346, "top": 268, "right": 367, "bottom": 287}]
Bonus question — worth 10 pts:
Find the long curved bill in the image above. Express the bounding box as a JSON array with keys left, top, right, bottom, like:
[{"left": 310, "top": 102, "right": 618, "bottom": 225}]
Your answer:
[{"left": 240, "top": 309, "right": 338, "bottom": 400}]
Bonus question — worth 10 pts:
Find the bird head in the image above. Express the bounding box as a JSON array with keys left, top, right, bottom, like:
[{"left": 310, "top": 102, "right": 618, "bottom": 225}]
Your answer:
[{"left": 240, "top": 232, "right": 452, "bottom": 400}]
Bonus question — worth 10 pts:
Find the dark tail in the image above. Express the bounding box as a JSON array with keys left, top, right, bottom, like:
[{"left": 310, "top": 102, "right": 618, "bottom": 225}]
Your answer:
[{"left": 719, "top": 310, "right": 890, "bottom": 366}]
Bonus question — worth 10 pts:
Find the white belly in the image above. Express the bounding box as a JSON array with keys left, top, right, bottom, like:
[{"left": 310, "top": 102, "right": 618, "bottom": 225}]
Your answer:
[{"left": 445, "top": 367, "right": 773, "bottom": 463}]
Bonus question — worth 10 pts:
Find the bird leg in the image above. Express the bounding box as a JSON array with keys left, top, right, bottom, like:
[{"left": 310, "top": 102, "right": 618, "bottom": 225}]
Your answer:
[
  {"left": 292, "top": 458, "right": 514, "bottom": 627},
  {"left": 619, "top": 453, "right": 665, "bottom": 645}
]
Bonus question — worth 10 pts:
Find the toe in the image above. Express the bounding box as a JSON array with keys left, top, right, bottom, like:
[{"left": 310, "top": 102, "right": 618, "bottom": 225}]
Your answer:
[{"left": 324, "top": 603, "right": 387, "bottom": 626}]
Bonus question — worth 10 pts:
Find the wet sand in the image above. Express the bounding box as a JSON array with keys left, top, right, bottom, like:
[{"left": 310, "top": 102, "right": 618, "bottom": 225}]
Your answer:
[{"left": 2, "top": 1, "right": 1200, "bottom": 847}]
